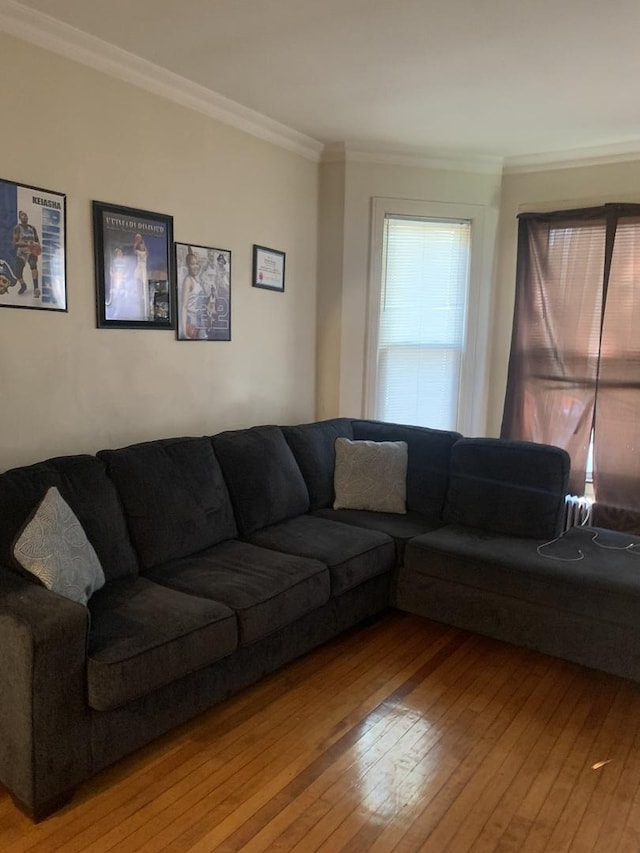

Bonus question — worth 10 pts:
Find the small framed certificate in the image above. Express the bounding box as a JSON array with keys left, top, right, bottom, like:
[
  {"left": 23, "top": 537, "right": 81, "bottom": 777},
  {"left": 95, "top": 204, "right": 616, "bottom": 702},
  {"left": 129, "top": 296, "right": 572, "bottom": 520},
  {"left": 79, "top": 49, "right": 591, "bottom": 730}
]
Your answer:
[{"left": 252, "top": 244, "right": 285, "bottom": 293}]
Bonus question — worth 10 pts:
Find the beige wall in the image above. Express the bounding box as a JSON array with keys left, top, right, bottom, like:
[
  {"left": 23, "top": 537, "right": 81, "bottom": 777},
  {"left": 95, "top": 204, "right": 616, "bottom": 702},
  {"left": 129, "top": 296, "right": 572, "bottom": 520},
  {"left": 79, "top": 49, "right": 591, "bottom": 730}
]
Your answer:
[
  {"left": 0, "top": 33, "right": 318, "bottom": 471},
  {"left": 316, "top": 159, "right": 345, "bottom": 419},
  {"left": 330, "top": 159, "right": 502, "bottom": 427},
  {"left": 488, "top": 159, "right": 640, "bottom": 437},
  {"left": 5, "top": 33, "right": 639, "bottom": 472}
]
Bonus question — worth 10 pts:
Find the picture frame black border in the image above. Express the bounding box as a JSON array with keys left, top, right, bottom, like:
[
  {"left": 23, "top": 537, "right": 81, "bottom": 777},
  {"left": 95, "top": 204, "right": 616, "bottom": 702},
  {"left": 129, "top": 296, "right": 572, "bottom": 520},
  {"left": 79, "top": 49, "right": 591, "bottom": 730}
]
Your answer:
[
  {"left": 175, "top": 241, "right": 232, "bottom": 342},
  {"left": 0, "top": 177, "right": 67, "bottom": 313},
  {"left": 93, "top": 200, "right": 175, "bottom": 330},
  {"left": 252, "top": 244, "right": 286, "bottom": 293}
]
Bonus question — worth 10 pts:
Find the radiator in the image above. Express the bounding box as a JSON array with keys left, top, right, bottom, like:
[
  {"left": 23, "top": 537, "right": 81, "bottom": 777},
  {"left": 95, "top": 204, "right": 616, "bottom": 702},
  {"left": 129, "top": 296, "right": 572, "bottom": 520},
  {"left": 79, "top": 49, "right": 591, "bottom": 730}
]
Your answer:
[{"left": 563, "top": 494, "right": 593, "bottom": 531}]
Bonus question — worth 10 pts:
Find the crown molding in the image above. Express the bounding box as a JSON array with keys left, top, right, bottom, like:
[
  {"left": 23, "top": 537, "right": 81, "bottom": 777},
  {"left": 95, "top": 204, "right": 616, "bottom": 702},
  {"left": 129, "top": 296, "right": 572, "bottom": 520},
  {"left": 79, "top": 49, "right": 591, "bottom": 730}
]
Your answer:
[
  {"left": 4, "top": 2, "right": 640, "bottom": 174},
  {"left": 322, "top": 141, "right": 504, "bottom": 175},
  {"left": 504, "top": 141, "right": 640, "bottom": 174},
  {"left": 328, "top": 139, "right": 640, "bottom": 177},
  {"left": 0, "top": 0, "right": 324, "bottom": 162}
]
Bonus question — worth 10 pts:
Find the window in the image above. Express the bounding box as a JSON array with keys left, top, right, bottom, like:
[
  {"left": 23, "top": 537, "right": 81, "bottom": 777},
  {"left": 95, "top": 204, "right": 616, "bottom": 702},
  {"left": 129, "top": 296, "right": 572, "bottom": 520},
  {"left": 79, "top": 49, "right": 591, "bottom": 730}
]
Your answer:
[
  {"left": 374, "top": 216, "right": 470, "bottom": 429},
  {"left": 366, "top": 198, "right": 490, "bottom": 435}
]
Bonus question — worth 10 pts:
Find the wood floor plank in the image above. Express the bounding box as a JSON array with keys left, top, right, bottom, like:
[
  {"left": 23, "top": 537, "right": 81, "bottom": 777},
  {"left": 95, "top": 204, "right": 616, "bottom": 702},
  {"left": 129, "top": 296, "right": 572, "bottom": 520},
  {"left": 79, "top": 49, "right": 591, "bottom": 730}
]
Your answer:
[
  {"left": 22, "top": 614, "right": 425, "bottom": 853},
  {"left": 231, "top": 632, "right": 494, "bottom": 853},
  {"left": 616, "top": 778, "right": 640, "bottom": 853},
  {"left": 349, "top": 642, "right": 533, "bottom": 852},
  {"left": 450, "top": 662, "right": 582, "bottom": 852},
  {"left": 466, "top": 665, "right": 584, "bottom": 853},
  {"left": 74, "top": 616, "right": 449, "bottom": 853},
  {"left": 387, "top": 652, "right": 559, "bottom": 851},
  {"left": 429, "top": 662, "right": 567, "bottom": 851},
  {"left": 558, "top": 681, "right": 640, "bottom": 853},
  {"left": 145, "top": 629, "right": 468, "bottom": 852},
  {"left": 517, "top": 677, "right": 621, "bottom": 853},
  {"left": 490, "top": 674, "right": 600, "bottom": 853},
  {"left": 591, "top": 696, "right": 640, "bottom": 853},
  {"left": 536, "top": 682, "right": 628, "bottom": 852},
  {"left": 3, "top": 613, "right": 640, "bottom": 853},
  {"left": 290, "top": 639, "right": 523, "bottom": 853}
]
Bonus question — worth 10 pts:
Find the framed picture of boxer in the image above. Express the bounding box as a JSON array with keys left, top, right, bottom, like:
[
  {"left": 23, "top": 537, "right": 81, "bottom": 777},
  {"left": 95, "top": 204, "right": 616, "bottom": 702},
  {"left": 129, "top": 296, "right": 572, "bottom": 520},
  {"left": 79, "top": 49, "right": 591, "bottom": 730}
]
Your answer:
[
  {"left": 93, "top": 200, "right": 175, "bottom": 329},
  {"left": 0, "top": 177, "right": 67, "bottom": 312}
]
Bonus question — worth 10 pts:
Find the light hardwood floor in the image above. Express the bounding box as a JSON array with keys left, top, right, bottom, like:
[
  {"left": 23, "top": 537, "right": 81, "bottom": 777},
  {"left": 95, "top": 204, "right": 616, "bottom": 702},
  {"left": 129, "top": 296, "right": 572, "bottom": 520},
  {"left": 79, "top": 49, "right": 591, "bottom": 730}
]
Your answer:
[{"left": 2, "top": 611, "right": 640, "bottom": 852}]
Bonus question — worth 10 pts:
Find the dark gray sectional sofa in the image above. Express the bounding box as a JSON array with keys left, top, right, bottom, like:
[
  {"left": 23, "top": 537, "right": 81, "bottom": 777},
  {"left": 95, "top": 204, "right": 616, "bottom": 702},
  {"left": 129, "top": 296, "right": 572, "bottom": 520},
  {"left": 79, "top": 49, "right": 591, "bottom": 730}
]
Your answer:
[{"left": 1, "top": 416, "right": 636, "bottom": 822}]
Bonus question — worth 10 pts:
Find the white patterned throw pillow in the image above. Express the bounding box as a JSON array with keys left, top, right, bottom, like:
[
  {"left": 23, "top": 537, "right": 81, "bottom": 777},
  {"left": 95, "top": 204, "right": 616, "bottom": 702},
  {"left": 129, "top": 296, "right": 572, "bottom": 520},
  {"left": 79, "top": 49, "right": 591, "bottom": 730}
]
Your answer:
[
  {"left": 13, "top": 486, "right": 105, "bottom": 605},
  {"left": 333, "top": 437, "right": 408, "bottom": 514}
]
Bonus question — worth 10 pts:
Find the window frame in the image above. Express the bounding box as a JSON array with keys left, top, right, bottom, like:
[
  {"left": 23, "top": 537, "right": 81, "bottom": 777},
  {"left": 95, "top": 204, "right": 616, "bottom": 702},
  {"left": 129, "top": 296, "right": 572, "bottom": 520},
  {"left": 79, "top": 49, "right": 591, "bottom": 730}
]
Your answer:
[{"left": 365, "top": 197, "right": 492, "bottom": 435}]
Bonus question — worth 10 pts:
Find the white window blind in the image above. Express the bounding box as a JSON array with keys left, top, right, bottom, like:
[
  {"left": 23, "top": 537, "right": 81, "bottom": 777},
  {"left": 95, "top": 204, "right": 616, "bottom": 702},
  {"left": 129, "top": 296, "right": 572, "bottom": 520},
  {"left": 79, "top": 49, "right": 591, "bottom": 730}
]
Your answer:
[{"left": 373, "top": 215, "right": 471, "bottom": 430}]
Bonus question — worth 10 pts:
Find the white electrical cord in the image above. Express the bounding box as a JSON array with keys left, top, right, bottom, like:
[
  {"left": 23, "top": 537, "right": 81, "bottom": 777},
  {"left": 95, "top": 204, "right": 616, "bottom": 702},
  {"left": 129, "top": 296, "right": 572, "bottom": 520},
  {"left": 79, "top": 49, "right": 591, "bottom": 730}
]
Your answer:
[{"left": 537, "top": 527, "right": 640, "bottom": 561}]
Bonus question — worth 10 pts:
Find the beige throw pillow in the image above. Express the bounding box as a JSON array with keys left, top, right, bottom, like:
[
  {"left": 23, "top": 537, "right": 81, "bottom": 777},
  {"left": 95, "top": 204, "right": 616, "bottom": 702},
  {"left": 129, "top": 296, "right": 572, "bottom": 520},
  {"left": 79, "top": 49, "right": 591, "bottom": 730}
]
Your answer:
[
  {"left": 333, "top": 437, "right": 408, "bottom": 513},
  {"left": 13, "top": 486, "right": 105, "bottom": 605}
]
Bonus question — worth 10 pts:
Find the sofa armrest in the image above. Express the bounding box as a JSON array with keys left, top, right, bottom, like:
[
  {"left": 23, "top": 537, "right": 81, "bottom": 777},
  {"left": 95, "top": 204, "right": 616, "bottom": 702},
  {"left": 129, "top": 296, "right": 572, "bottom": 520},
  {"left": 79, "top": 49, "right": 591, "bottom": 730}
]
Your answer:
[{"left": 0, "top": 567, "right": 91, "bottom": 820}]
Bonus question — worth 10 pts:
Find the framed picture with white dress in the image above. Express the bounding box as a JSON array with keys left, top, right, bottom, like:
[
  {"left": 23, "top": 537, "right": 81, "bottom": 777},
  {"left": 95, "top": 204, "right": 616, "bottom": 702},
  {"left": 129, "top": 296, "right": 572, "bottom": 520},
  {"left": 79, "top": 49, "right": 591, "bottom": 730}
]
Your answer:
[{"left": 93, "top": 201, "right": 175, "bottom": 329}]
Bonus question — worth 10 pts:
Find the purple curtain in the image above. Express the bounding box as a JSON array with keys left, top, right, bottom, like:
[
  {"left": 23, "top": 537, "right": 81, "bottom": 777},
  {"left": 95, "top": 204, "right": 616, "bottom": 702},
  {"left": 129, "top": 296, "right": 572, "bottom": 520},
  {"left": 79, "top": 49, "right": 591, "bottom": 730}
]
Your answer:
[
  {"left": 501, "top": 204, "right": 640, "bottom": 530},
  {"left": 593, "top": 212, "right": 640, "bottom": 527},
  {"left": 501, "top": 209, "right": 605, "bottom": 495}
]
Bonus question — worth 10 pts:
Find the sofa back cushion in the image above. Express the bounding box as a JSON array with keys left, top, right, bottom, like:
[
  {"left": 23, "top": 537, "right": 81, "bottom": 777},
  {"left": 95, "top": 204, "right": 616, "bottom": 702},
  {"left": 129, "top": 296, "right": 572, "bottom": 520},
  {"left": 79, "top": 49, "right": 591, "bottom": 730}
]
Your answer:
[
  {"left": 212, "top": 425, "right": 310, "bottom": 536},
  {"left": 443, "top": 437, "right": 570, "bottom": 539},
  {"left": 99, "top": 437, "right": 237, "bottom": 570},
  {"left": 0, "top": 454, "right": 138, "bottom": 582},
  {"left": 282, "top": 418, "right": 354, "bottom": 510},
  {"left": 351, "top": 420, "right": 461, "bottom": 517}
]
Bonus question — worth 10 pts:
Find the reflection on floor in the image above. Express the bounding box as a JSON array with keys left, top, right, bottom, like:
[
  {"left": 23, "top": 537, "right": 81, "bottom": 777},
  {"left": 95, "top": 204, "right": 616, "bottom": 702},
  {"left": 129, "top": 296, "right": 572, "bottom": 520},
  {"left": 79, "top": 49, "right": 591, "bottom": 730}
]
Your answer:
[{"left": 1, "top": 611, "right": 639, "bottom": 852}]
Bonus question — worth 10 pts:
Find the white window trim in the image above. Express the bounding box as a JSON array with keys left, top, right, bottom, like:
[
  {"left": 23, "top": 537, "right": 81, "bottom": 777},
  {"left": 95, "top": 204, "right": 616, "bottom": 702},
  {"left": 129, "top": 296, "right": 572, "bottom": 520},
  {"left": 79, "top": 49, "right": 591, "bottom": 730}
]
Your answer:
[{"left": 365, "top": 197, "right": 494, "bottom": 436}]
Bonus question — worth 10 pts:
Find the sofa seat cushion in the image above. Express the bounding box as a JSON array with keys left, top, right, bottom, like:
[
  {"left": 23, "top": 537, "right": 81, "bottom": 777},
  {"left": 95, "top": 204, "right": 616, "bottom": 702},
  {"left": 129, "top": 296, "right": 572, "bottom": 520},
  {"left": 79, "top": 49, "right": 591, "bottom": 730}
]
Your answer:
[
  {"left": 146, "top": 540, "right": 330, "bottom": 645},
  {"left": 246, "top": 515, "right": 396, "bottom": 596},
  {"left": 403, "top": 524, "right": 640, "bottom": 629},
  {"left": 87, "top": 577, "right": 237, "bottom": 711},
  {"left": 313, "top": 508, "right": 443, "bottom": 562}
]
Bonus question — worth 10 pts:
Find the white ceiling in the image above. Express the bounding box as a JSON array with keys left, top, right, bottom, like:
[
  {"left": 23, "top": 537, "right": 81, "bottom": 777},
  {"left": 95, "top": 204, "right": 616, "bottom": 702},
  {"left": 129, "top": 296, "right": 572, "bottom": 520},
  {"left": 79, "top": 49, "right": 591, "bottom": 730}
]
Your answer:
[{"left": 6, "top": 0, "right": 640, "bottom": 167}]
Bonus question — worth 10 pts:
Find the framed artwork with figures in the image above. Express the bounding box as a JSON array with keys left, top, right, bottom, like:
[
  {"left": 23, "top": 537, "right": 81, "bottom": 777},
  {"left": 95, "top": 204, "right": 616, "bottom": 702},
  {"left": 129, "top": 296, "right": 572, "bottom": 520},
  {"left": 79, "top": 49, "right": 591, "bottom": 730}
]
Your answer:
[
  {"left": 175, "top": 242, "right": 231, "bottom": 341},
  {"left": 93, "top": 200, "right": 175, "bottom": 329},
  {"left": 0, "top": 177, "right": 67, "bottom": 312}
]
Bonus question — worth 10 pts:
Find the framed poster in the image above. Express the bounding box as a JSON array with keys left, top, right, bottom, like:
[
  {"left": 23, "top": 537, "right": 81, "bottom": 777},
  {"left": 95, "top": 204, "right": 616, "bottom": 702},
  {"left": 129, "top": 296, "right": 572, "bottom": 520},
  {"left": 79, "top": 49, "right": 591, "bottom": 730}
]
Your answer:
[
  {"left": 93, "top": 201, "right": 175, "bottom": 329},
  {"left": 0, "top": 178, "right": 66, "bottom": 312},
  {"left": 252, "top": 244, "right": 285, "bottom": 292},
  {"left": 175, "top": 242, "right": 231, "bottom": 341}
]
